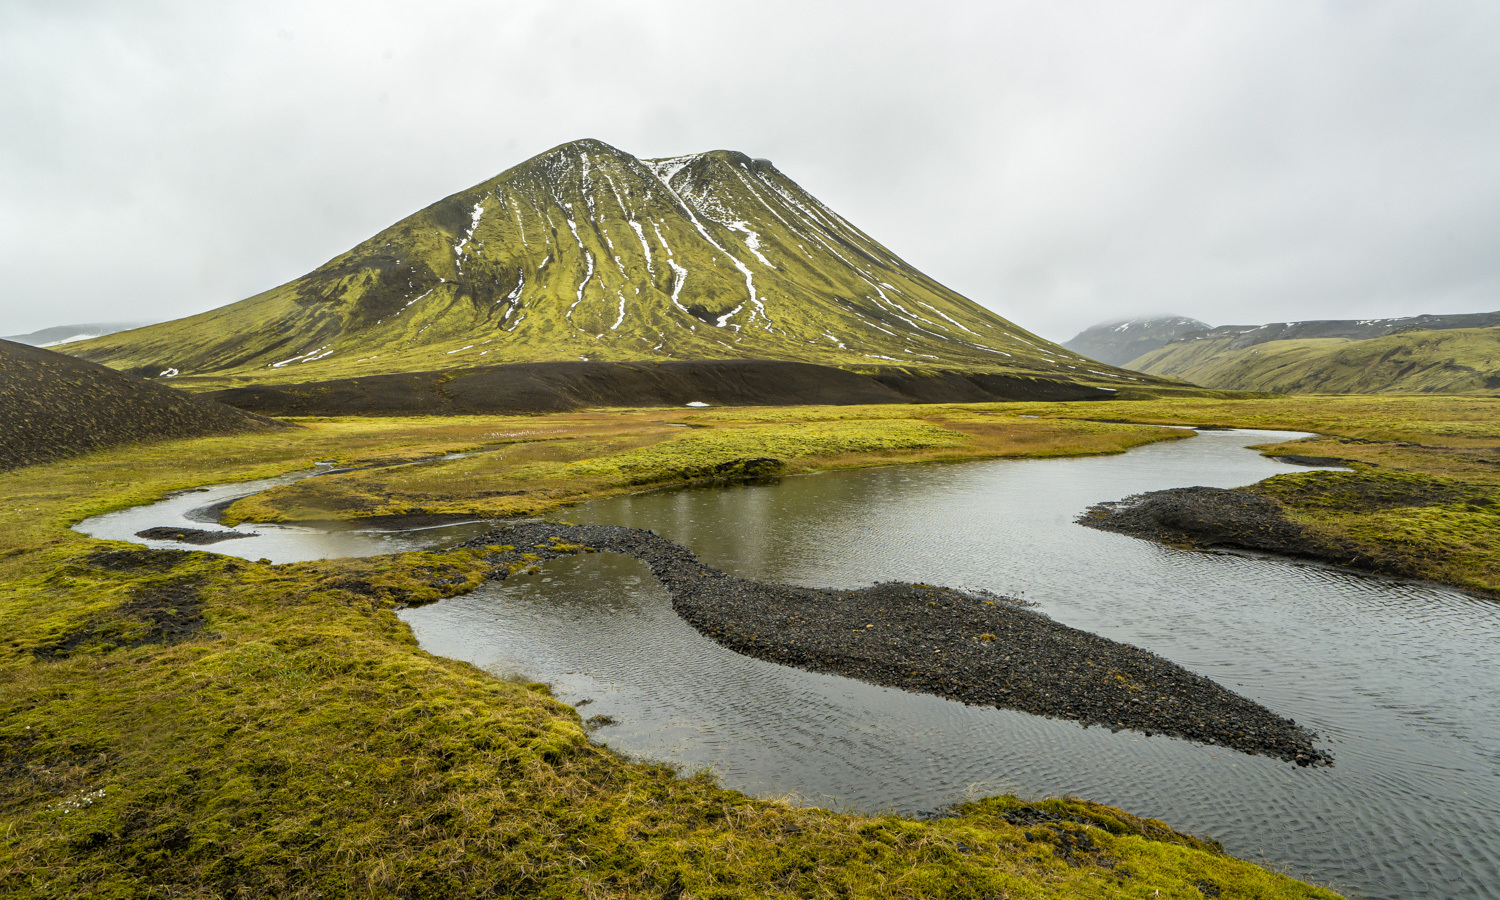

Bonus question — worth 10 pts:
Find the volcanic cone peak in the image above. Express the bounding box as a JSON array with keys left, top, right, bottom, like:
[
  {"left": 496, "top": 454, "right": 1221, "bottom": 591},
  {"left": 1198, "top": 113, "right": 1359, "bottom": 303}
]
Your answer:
[{"left": 69, "top": 138, "right": 1147, "bottom": 390}]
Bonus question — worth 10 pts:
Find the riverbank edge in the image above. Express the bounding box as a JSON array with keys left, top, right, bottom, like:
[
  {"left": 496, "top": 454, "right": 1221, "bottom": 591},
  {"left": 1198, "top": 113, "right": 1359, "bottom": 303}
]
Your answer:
[{"left": 1080, "top": 478, "right": 1500, "bottom": 601}]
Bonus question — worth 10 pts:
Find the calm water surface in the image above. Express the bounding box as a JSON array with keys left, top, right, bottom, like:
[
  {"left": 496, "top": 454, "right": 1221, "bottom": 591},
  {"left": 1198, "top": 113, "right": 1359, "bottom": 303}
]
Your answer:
[
  {"left": 74, "top": 463, "right": 495, "bottom": 562},
  {"left": 402, "top": 429, "right": 1500, "bottom": 900}
]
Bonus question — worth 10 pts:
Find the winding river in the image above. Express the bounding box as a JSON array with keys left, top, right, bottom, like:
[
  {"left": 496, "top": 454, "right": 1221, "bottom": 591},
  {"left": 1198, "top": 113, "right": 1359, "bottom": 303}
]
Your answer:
[{"left": 77, "top": 429, "right": 1500, "bottom": 900}]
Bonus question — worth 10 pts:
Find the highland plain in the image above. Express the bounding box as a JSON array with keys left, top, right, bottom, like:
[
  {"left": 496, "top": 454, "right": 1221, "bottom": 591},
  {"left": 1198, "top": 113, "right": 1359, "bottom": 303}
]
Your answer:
[{"left": 9, "top": 137, "right": 1500, "bottom": 899}]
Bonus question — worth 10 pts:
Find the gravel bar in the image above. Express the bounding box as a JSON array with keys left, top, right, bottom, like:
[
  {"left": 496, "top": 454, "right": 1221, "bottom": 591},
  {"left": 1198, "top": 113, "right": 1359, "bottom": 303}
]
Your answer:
[
  {"left": 459, "top": 520, "right": 1331, "bottom": 767},
  {"left": 1079, "top": 487, "right": 1312, "bottom": 555},
  {"left": 134, "top": 526, "right": 256, "bottom": 545},
  {"left": 1078, "top": 486, "right": 1384, "bottom": 575}
]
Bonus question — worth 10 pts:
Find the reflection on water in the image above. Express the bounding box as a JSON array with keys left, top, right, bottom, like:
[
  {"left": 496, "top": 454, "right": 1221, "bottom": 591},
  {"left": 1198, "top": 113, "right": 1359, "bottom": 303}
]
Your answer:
[{"left": 404, "top": 430, "right": 1500, "bottom": 900}]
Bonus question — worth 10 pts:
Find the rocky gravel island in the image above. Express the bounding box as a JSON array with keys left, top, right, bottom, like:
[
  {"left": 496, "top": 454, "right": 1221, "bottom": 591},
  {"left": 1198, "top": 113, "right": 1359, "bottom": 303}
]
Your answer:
[{"left": 460, "top": 520, "right": 1332, "bottom": 767}]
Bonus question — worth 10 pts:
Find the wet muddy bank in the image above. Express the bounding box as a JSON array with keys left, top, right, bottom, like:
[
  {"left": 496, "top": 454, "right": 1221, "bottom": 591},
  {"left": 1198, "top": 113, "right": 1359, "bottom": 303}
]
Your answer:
[{"left": 456, "top": 520, "right": 1330, "bottom": 766}]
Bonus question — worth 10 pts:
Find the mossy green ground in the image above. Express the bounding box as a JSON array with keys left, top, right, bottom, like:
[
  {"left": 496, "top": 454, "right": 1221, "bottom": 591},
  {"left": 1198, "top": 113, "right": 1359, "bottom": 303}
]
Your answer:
[
  {"left": 0, "top": 405, "right": 1342, "bottom": 898},
  {"left": 1250, "top": 469, "right": 1500, "bottom": 594}
]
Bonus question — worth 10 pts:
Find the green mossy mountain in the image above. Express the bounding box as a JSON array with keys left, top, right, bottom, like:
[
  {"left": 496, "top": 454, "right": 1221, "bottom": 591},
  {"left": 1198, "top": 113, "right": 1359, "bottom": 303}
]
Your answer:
[
  {"left": 69, "top": 139, "right": 1150, "bottom": 389},
  {"left": 1128, "top": 324, "right": 1500, "bottom": 394}
]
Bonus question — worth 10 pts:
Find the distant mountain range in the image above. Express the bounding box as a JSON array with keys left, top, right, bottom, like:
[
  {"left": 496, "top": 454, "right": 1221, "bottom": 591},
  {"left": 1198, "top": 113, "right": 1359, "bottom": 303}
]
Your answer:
[
  {"left": 1150, "top": 311, "right": 1500, "bottom": 352},
  {"left": 1093, "top": 311, "right": 1500, "bottom": 394},
  {"left": 3, "top": 322, "right": 151, "bottom": 348},
  {"left": 65, "top": 139, "right": 1151, "bottom": 393},
  {"left": 1062, "top": 317, "right": 1209, "bottom": 366}
]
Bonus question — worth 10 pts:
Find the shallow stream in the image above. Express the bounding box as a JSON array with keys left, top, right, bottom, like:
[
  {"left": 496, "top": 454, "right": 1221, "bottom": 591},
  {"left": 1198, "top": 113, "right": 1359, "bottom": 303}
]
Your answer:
[
  {"left": 75, "top": 463, "right": 495, "bottom": 562},
  {"left": 78, "top": 429, "right": 1500, "bottom": 899}
]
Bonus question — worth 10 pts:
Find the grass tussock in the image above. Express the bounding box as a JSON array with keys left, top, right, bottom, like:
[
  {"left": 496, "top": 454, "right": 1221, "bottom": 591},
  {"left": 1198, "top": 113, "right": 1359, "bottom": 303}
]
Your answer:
[{"left": 0, "top": 403, "right": 1343, "bottom": 898}]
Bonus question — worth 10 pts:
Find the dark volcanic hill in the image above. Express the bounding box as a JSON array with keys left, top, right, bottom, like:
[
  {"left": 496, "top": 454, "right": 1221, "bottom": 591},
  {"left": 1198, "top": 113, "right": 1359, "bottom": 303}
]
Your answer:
[
  {"left": 1062, "top": 316, "right": 1211, "bottom": 366},
  {"left": 0, "top": 339, "right": 289, "bottom": 471},
  {"left": 67, "top": 139, "right": 1154, "bottom": 393}
]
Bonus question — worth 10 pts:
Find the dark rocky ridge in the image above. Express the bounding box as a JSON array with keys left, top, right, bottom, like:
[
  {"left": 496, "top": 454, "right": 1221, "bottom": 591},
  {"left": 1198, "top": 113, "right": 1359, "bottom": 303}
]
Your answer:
[
  {"left": 1062, "top": 317, "right": 1211, "bottom": 367},
  {"left": 1165, "top": 310, "right": 1500, "bottom": 352},
  {"left": 205, "top": 359, "right": 1121, "bottom": 416},
  {"left": 0, "top": 339, "right": 291, "bottom": 472},
  {"left": 458, "top": 520, "right": 1331, "bottom": 766},
  {"left": 2, "top": 321, "right": 151, "bottom": 348}
]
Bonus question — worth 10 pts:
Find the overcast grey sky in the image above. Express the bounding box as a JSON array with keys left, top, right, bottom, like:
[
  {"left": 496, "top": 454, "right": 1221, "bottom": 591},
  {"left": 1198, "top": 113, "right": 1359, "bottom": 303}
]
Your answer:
[{"left": 3, "top": 0, "right": 1498, "bottom": 342}]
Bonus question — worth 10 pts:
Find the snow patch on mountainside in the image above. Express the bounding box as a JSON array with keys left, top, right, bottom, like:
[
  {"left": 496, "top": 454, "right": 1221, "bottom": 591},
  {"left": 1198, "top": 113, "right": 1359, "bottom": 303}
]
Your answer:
[
  {"left": 644, "top": 158, "right": 764, "bottom": 327},
  {"left": 453, "top": 200, "right": 485, "bottom": 273},
  {"left": 629, "top": 220, "right": 655, "bottom": 274}
]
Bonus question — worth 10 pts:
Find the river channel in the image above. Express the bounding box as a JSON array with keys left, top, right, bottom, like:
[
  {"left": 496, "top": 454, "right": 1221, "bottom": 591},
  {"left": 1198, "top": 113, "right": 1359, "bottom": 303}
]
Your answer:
[{"left": 78, "top": 428, "right": 1500, "bottom": 899}]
